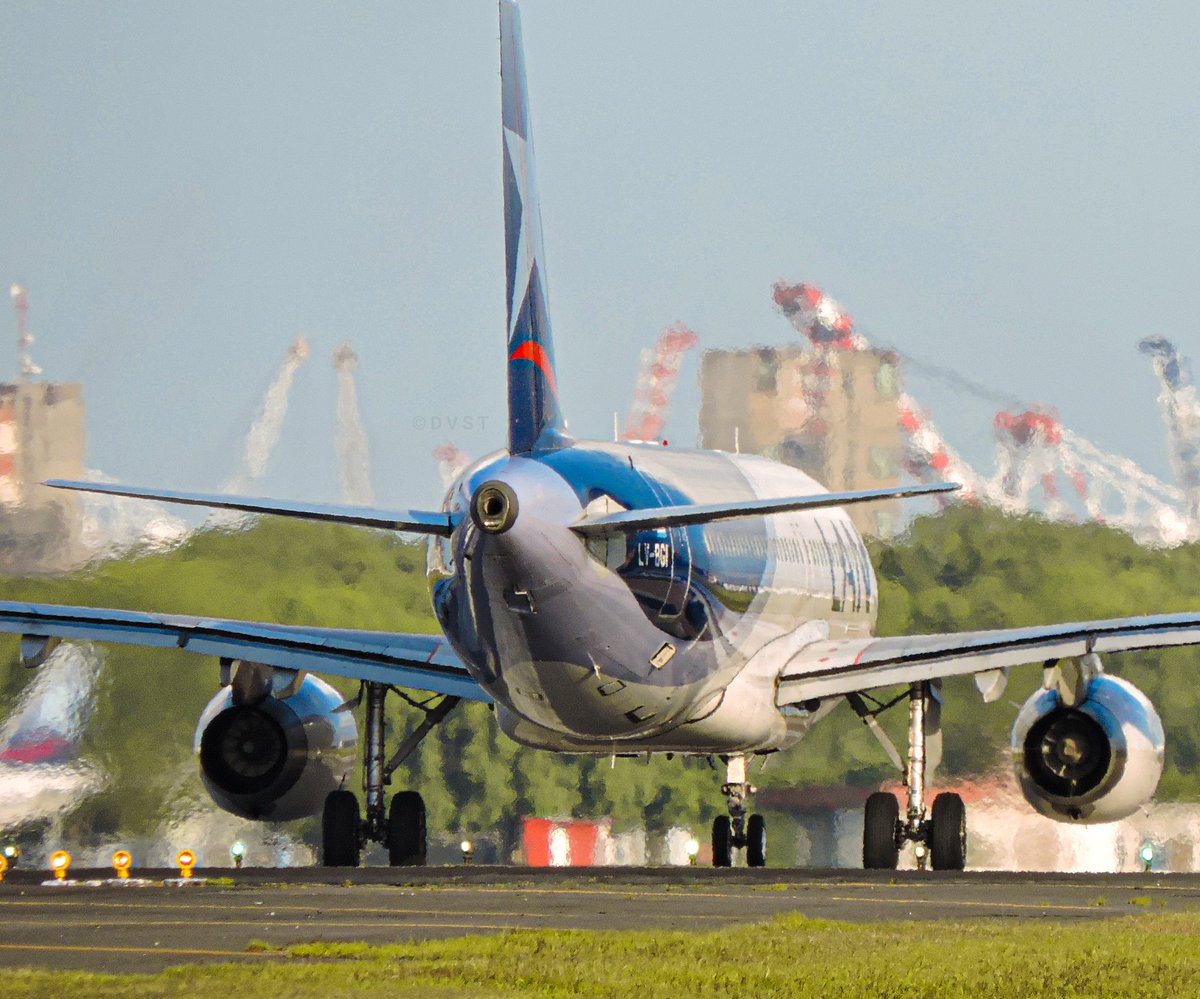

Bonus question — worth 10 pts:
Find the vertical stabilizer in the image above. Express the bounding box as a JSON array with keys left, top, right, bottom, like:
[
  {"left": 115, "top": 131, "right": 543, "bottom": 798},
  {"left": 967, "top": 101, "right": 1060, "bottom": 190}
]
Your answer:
[{"left": 501, "top": 0, "right": 569, "bottom": 453}]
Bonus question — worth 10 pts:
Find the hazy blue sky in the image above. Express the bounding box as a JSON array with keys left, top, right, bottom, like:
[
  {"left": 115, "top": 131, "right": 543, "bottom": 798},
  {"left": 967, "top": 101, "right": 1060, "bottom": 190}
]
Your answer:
[{"left": 1, "top": 1, "right": 1197, "bottom": 507}]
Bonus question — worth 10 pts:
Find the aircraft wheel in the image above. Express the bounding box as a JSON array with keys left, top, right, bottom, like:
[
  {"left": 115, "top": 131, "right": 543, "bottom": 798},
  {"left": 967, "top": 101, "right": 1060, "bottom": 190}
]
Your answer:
[
  {"left": 388, "top": 790, "right": 427, "bottom": 867},
  {"left": 862, "top": 791, "right": 899, "bottom": 870},
  {"left": 746, "top": 814, "right": 767, "bottom": 868},
  {"left": 712, "top": 815, "right": 733, "bottom": 868},
  {"left": 322, "top": 789, "right": 361, "bottom": 867},
  {"left": 930, "top": 792, "right": 966, "bottom": 871}
]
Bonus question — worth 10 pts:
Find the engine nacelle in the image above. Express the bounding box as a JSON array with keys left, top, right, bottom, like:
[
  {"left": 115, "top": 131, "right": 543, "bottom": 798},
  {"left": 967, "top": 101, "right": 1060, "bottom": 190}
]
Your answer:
[
  {"left": 1011, "top": 674, "right": 1164, "bottom": 823},
  {"left": 193, "top": 673, "right": 357, "bottom": 821}
]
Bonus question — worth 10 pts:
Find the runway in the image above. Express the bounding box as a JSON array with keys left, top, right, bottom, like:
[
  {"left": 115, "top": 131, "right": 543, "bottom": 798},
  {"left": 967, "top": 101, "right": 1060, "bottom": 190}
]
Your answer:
[{"left": 0, "top": 867, "right": 1197, "bottom": 973}]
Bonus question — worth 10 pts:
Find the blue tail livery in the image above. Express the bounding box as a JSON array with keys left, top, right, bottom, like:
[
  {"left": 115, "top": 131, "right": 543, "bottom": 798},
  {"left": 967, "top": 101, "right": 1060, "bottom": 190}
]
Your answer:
[{"left": 501, "top": 0, "right": 568, "bottom": 454}]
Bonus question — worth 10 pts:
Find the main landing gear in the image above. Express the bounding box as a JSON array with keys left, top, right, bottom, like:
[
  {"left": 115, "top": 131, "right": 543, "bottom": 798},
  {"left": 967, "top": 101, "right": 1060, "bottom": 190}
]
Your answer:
[
  {"left": 852, "top": 681, "right": 966, "bottom": 871},
  {"left": 712, "top": 754, "right": 767, "bottom": 868},
  {"left": 322, "top": 682, "right": 460, "bottom": 867}
]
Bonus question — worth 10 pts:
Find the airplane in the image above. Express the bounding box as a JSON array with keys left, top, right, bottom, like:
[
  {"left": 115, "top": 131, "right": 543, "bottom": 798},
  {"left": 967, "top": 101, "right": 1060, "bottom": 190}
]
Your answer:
[
  {"left": 0, "top": 642, "right": 103, "bottom": 833},
  {"left": 0, "top": 0, "right": 1196, "bottom": 870}
]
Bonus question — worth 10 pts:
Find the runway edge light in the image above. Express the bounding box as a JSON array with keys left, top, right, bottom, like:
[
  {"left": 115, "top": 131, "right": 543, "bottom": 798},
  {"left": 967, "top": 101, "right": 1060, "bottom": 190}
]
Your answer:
[
  {"left": 112, "top": 850, "right": 132, "bottom": 879},
  {"left": 49, "top": 851, "right": 70, "bottom": 881},
  {"left": 176, "top": 849, "right": 196, "bottom": 879}
]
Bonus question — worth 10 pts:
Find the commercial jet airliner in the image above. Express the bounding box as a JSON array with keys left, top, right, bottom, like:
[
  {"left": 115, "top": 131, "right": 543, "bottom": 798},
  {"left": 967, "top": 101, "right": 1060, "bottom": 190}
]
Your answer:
[
  {"left": 1, "top": 1, "right": 1196, "bottom": 869},
  {"left": 0, "top": 642, "right": 101, "bottom": 833}
]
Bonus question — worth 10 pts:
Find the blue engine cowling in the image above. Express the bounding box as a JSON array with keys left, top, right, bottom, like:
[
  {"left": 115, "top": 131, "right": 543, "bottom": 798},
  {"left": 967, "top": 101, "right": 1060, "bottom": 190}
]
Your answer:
[
  {"left": 1010, "top": 674, "right": 1164, "bottom": 823},
  {"left": 193, "top": 673, "right": 357, "bottom": 821}
]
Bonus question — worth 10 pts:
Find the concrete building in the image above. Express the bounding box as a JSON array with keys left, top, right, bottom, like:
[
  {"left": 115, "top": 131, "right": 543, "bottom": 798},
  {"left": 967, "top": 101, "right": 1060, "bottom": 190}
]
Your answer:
[
  {"left": 698, "top": 345, "right": 904, "bottom": 537},
  {"left": 0, "top": 382, "right": 85, "bottom": 571}
]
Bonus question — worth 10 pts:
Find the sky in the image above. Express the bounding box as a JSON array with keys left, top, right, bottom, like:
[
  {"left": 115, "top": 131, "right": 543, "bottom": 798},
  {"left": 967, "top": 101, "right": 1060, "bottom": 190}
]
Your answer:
[{"left": 1, "top": 1, "right": 1198, "bottom": 509}]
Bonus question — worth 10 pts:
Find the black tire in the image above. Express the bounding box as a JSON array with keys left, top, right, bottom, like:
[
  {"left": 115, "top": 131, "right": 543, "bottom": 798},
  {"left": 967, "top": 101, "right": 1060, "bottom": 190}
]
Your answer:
[
  {"left": 746, "top": 814, "right": 767, "bottom": 868},
  {"left": 863, "top": 791, "right": 900, "bottom": 870},
  {"left": 388, "top": 790, "right": 427, "bottom": 867},
  {"left": 930, "top": 792, "right": 967, "bottom": 871},
  {"left": 712, "top": 815, "right": 733, "bottom": 868},
  {"left": 322, "top": 789, "right": 360, "bottom": 868}
]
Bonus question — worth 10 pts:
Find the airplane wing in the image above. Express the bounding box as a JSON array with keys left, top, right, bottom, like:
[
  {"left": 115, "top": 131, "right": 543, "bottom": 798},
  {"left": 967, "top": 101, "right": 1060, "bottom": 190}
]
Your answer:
[
  {"left": 45, "top": 480, "right": 452, "bottom": 536},
  {"left": 776, "top": 612, "right": 1200, "bottom": 704},
  {"left": 0, "top": 601, "right": 486, "bottom": 702},
  {"left": 571, "top": 482, "right": 958, "bottom": 536}
]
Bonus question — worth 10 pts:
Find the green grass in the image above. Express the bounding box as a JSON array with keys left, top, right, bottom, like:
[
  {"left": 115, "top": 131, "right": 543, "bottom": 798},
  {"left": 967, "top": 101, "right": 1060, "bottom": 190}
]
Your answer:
[{"left": 2, "top": 913, "right": 1199, "bottom": 998}]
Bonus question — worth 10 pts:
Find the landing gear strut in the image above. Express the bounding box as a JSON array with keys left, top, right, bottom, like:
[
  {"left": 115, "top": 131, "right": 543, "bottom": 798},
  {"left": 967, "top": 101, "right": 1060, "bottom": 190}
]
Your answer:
[
  {"left": 853, "top": 681, "right": 966, "bottom": 871},
  {"left": 712, "top": 754, "right": 767, "bottom": 867},
  {"left": 321, "top": 682, "right": 460, "bottom": 867}
]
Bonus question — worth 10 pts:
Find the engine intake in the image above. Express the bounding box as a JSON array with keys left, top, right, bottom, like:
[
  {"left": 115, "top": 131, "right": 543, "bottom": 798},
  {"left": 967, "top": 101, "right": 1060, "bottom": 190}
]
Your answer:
[
  {"left": 194, "top": 672, "right": 357, "bottom": 821},
  {"left": 1011, "top": 674, "right": 1164, "bottom": 823}
]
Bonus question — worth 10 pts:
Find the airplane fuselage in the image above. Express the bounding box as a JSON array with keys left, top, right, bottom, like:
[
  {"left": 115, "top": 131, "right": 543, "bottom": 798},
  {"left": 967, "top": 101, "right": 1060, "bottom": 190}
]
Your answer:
[{"left": 429, "top": 442, "right": 879, "bottom": 755}]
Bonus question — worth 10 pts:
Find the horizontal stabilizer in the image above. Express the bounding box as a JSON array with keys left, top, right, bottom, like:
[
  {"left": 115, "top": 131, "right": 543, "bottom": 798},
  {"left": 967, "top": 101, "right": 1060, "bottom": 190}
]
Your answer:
[
  {"left": 570, "top": 482, "right": 958, "bottom": 536},
  {"left": 46, "top": 479, "right": 452, "bottom": 536}
]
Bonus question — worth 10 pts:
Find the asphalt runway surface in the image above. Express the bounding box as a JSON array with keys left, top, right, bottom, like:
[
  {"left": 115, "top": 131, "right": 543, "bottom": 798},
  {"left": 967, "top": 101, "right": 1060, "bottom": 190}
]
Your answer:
[{"left": 0, "top": 867, "right": 1197, "bottom": 974}]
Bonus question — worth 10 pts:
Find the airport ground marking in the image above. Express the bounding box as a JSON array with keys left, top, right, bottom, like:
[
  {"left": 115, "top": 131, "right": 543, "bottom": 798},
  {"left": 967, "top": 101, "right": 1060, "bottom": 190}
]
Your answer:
[
  {"left": 827, "top": 895, "right": 1123, "bottom": 914},
  {"left": 414, "top": 884, "right": 750, "bottom": 901},
  {"left": 3, "top": 918, "right": 540, "bottom": 932},
  {"left": 0, "top": 942, "right": 280, "bottom": 959},
  {"left": 0, "top": 898, "right": 730, "bottom": 922}
]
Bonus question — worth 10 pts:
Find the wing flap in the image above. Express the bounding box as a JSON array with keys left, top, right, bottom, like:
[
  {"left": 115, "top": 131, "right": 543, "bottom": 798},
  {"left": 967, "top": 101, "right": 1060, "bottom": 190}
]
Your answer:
[
  {"left": 776, "top": 612, "right": 1200, "bottom": 704},
  {"left": 46, "top": 480, "right": 452, "bottom": 536},
  {"left": 570, "top": 482, "right": 957, "bottom": 536},
  {"left": 0, "top": 602, "right": 486, "bottom": 701}
]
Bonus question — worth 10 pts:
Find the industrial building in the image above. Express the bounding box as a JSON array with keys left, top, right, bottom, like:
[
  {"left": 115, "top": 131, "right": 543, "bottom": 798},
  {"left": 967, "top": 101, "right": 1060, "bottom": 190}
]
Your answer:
[
  {"left": 699, "top": 343, "right": 905, "bottom": 538},
  {"left": 1, "top": 287, "right": 85, "bottom": 571}
]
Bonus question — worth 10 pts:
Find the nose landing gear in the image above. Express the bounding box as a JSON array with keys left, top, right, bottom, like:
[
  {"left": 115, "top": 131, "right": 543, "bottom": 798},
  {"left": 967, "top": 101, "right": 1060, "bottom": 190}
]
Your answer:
[
  {"left": 321, "top": 682, "right": 460, "bottom": 867},
  {"left": 712, "top": 754, "right": 767, "bottom": 867}
]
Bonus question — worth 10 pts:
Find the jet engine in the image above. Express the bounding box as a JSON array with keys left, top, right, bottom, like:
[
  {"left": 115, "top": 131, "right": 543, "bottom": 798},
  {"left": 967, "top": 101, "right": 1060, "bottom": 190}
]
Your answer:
[
  {"left": 193, "top": 672, "right": 357, "bottom": 821},
  {"left": 1011, "top": 674, "right": 1164, "bottom": 823}
]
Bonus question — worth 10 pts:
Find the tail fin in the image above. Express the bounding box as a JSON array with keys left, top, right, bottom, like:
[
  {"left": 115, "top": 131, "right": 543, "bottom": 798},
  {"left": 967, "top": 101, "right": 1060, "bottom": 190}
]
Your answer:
[{"left": 501, "top": 0, "right": 569, "bottom": 453}]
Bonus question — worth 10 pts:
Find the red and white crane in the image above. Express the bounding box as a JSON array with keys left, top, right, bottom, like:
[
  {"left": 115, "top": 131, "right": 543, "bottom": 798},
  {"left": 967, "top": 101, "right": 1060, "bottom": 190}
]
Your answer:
[
  {"left": 1139, "top": 336, "right": 1200, "bottom": 525},
  {"left": 773, "top": 279, "right": 1194, "bottom": 544},
  {"left": 224, "top": 337, "right": 310, "bottom": 495},
  {"left": 9, "top": 284, "right": 41, "bottom": 382},
  {"left": 332, "top": 342, "right": 375, "bottom": 506},
  {"left": 433, "top": 443, "right": 473, "bottom": 490},
  {"left": 622, "top": 322, "right": 699, "bottom": 443}
]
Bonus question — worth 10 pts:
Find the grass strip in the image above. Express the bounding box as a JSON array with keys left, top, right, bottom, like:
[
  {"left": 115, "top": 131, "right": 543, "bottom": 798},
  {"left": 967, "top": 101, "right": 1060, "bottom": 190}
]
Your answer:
[{"left": 2, "top": 911, "right": 1197, "bottom": 998}]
